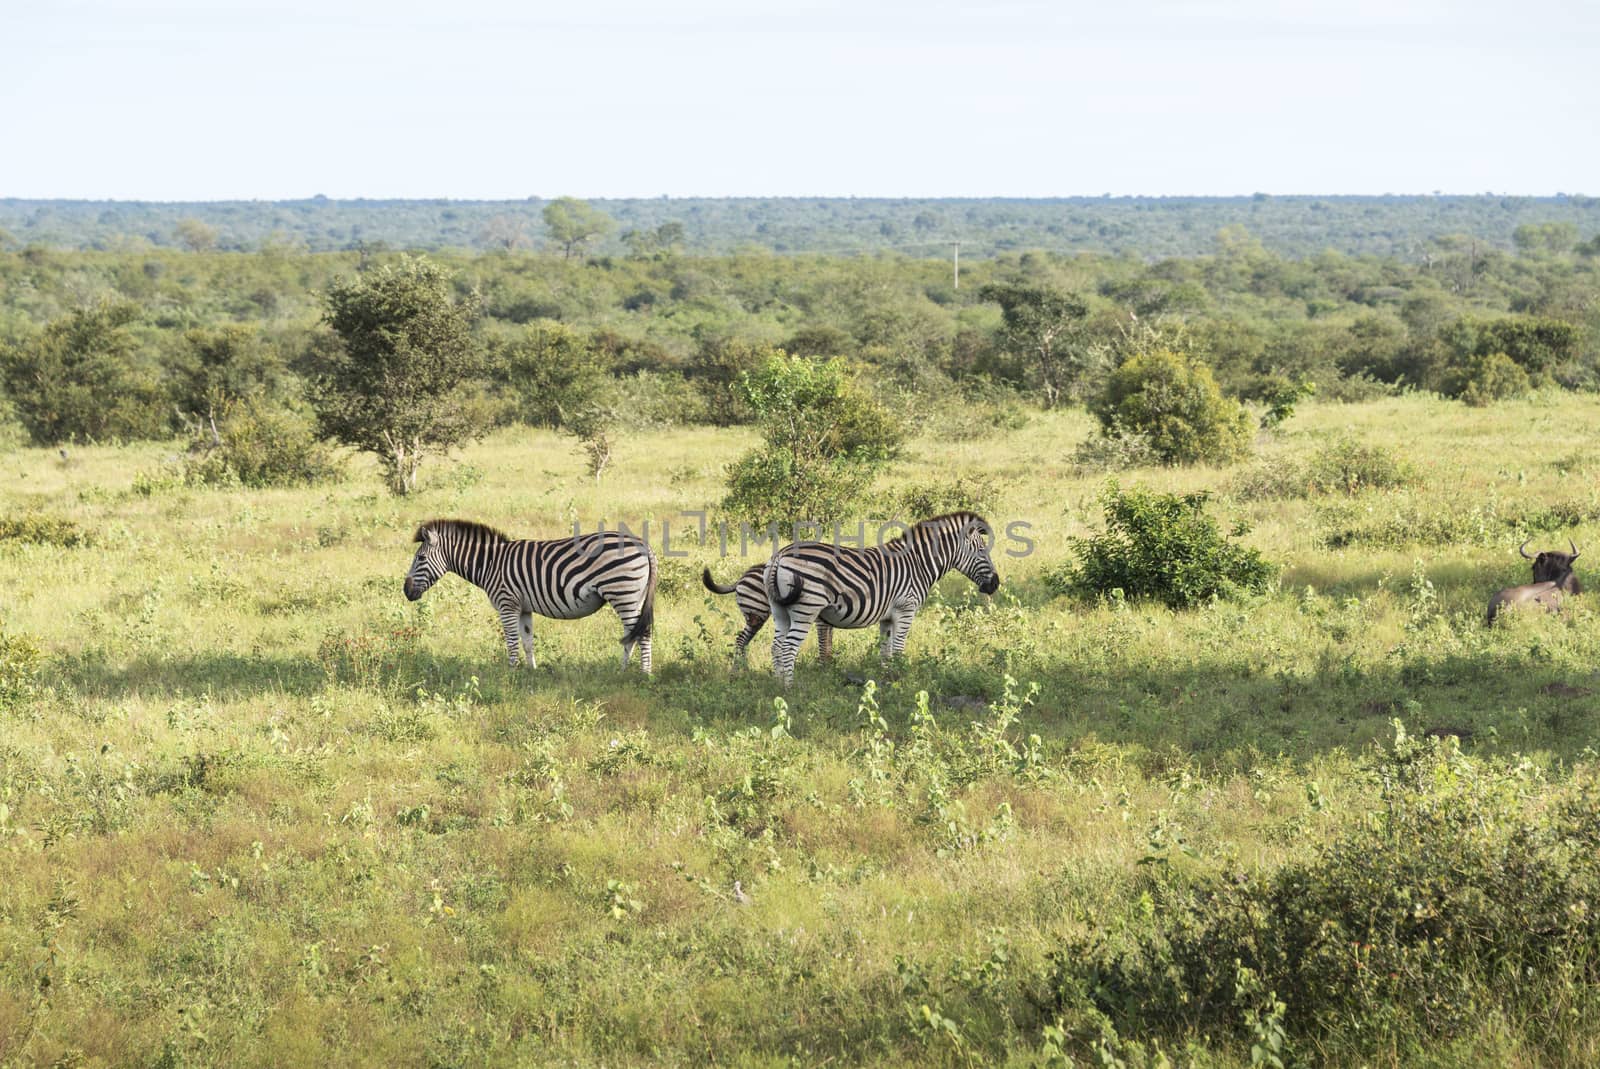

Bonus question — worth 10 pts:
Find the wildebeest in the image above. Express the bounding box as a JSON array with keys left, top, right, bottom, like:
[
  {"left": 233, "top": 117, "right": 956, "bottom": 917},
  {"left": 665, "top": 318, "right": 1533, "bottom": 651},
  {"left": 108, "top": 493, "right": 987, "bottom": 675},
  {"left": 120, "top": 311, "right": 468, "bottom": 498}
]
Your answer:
[{"left": 1486, "top": 539, "right": 1582, "bottom": 624}]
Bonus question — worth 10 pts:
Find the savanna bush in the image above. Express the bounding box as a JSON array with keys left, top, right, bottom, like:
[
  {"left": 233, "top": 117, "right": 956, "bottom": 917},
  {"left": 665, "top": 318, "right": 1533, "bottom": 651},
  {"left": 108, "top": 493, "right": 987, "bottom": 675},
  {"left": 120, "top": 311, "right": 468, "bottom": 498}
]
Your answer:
[
  {"left": 183, "top": 396, "right": 343, "bottom": 489},
  {"left": 0, "top": 299, "right": 170, "bottom": 444},
  {"left": 882, "top": 475, "right": 998, "bottom": 521},
  {"left": 723, "top": 353, "right": 903, "bottom": 528},
  {"left": 1303, "top": 436, "right": 1416, "bottom": 494},
  {"left": 0, "top": 512, "right": 89, "bottom": 547},
  {"left": 1456, "top": 351, "right": 1532, "bottom": 406},
  {"left": 1070, "top": 420, "right": 1161, "bottom": 472},
  {"left": 496, "top": 319, "right": 611, "bottom": 429},
  {"left": 1235, "top": 437, "right": 1415, "bottom": 500},
  {"left": 0, "top": 624, "right": 43, "bottom": 713},
  {"left": 610, "top": 370, "right": 707, "bottom": 428},
  {"left": 1059, "top": 728, "right": 1600, "bottom": 1056},
  {"left": 1088, "top": 349, "right": 1254, "bottom": 465},
  {"left": 315, "top": 622, "right": 423, "bottom": 691},
  {"left": 1051, "top": 483, "right": 1275, "bottom": 608}
]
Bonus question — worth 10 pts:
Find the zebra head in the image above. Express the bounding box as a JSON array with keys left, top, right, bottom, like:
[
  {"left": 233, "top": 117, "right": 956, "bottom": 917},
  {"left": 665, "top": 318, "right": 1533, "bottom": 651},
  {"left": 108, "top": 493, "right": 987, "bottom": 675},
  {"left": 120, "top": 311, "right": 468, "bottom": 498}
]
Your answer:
[
  {"left": 949, "top": 514, "right": 1001, "bottom": 595},
  {"left": 404, "top": 523, "right": 450, "bottom": 601}
]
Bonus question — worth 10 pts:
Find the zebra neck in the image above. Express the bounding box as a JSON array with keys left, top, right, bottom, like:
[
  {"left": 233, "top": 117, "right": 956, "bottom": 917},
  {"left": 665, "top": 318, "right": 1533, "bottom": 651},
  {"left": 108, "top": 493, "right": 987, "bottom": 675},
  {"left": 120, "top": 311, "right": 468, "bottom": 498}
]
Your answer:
[
  {"left": 904, "top": 539, "right": 950, "bottom": 597},
  {"left": 446, "top": 539, "right": 499, "bottom": 589}
]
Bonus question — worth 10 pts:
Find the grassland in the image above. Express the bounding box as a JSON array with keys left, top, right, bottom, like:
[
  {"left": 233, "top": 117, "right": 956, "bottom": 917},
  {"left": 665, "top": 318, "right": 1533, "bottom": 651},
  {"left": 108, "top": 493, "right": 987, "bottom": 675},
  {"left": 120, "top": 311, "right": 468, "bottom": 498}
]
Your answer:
[{"left": 2, "top": 395, "right": 1599, "bottom": 1067}]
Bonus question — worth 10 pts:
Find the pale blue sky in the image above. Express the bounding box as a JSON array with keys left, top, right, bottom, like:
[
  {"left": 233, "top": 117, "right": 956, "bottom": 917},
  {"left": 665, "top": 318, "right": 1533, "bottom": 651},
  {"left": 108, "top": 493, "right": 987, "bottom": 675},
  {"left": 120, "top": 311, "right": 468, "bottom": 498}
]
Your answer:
[{"left": 4, "top": 0, "right": 1596, "bottom": 199}]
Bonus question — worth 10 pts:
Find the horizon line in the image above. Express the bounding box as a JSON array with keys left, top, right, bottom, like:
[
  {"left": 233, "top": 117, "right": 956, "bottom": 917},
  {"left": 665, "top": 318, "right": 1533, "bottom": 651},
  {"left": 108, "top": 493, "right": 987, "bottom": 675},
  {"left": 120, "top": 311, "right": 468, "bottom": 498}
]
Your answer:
[{"left": 3, "top": 191, "right": 1592, "bottom": 206}]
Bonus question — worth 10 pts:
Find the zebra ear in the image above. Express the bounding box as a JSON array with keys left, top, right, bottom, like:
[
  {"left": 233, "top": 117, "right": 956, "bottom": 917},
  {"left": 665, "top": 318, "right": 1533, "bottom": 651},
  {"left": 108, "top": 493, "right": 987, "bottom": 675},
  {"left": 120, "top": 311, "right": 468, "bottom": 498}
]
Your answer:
[{"left": 414, "top": 525, "right": 431, "bottom": 545}]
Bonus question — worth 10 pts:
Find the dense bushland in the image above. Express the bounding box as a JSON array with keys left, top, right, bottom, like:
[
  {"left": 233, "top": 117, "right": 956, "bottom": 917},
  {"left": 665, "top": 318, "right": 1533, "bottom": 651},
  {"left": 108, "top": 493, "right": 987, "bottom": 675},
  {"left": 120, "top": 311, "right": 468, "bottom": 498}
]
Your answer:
[
  {"left": 5, "top": 194, "right": 1599, "bottom": 258},
  {"left": 1, "top": 230, "right": 1597, "bottom": 482}
]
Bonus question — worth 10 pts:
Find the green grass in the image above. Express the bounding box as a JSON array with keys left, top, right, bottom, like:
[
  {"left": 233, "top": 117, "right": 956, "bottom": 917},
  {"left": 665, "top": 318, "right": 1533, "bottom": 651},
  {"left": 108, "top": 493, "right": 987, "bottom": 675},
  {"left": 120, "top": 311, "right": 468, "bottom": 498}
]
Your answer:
[{"left": 3, "top": 395, "right": 1600, "bottom": 1067}]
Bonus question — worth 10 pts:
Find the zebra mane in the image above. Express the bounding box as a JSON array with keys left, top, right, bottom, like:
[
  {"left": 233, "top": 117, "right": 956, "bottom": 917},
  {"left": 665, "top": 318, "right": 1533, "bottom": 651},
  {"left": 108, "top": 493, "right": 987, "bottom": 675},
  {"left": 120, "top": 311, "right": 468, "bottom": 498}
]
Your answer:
[
  {"left": 887, "top": 511, "right": 992, "bottom": 547},
  {"left": 414, "top": 518, "right": 511, "bottom": 544}
]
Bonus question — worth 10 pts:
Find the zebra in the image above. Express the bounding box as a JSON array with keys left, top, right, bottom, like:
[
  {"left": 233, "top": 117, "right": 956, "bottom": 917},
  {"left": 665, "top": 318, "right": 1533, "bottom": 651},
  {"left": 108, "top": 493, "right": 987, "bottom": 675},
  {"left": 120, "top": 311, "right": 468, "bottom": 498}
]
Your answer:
[
  {"left": 764, "top": 512, "right": 1000, "bottom": 685},
  {"left": 403, "top": 519, "right": 658, "bottom": 674},
  {"left": 702, "top": 563, "right": 832, "bottom": 663}
]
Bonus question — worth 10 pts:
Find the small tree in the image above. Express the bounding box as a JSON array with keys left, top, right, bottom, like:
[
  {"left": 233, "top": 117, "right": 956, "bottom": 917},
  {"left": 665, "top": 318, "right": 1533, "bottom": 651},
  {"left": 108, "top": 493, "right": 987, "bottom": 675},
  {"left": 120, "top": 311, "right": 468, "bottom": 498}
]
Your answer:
[
  {"left": 0, "top": 299, "right": 168, "bottom": 444},
  {"left": 167, "top": 325, "right": 292, "bottom": 418},
  {"left": 183, "top": 394, "right": 342, "bottom": 489},
  {"left": 174, "top": 217, "right": 218, "bottom": 252},
  {"left": 498, "top": 320, "right": 609, "bottom": 428},
  {"left": 1456, "top": 352, "right": 1531, "bottom": 406},
  {"left": 313, "top": 256, "right": 486, "bottom": 494},
  {"left": 1089, "top": 349, "right": 1253, "bottom": 465},
  {"left": 978, "top": 283, "right": 1092, "bottom": 408},
  {"left": 1052, "top": 483, "right": 1275, "bottom": 608},
  {"left": 568, "top": 403, "right": 617, "bottom": 483},
  {"left": 542, "top": 197, "right": 613, "bottom": 260},
  {"left": 723, "top": 354, "right": 903, "bottom": 529}
]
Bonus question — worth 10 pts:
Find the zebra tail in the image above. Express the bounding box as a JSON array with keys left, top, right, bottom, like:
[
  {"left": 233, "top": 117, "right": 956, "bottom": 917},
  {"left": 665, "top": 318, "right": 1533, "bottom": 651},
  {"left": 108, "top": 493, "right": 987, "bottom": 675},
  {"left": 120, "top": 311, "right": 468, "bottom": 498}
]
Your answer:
[
  {"left": 702, "top": 567, "right": 740, "bottom": 595},
  {"left": 626, "top": 553, "right": 657, "bottom": 643},
  {"left": 772, "top": 564, "right": 806, "bottom": 607}
]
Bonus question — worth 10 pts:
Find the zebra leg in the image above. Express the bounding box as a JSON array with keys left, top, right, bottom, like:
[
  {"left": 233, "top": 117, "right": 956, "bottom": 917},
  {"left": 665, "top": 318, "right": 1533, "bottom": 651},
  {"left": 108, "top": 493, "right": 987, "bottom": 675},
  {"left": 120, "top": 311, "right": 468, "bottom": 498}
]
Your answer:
[
  {"left": 772, "top": 605, "right": 817, "bottom": 687},
  {"left": 735, "top": 612, "right": 766, "bottom": 662},
  {"left": 772, "top": 621, "right": 811, "bottom": 686},
  {"left": 769, "top": 596, "right": 795, "bottom": 684},
  {"left": 496, "top": 605, "right": 523, "bottom": 668},
  {"left": 519, "top": 611, "right": 536, "bottom": 669},
  {"left": 603, "top": 590, "right": 652, "bottom": 673},
  {"left": 818, "top": 624, "right": 834, "bottom": 664},
  {"left": 887, "top": 612, "right": 916, "bottom": 661},
  {"left": 619, "top": 630, "right": 654, "bottom": 674},
  {"left": 878, "top": 618, "right": 894, "bottom": 662}
]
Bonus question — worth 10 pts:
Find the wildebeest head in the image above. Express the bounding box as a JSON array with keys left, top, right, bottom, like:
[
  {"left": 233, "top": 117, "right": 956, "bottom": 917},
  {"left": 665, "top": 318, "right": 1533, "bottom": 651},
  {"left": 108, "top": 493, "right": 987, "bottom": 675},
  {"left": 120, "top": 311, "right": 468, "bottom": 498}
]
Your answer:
[{"left": 1521, "top": 539, "right": 1582, "bottom": 593}]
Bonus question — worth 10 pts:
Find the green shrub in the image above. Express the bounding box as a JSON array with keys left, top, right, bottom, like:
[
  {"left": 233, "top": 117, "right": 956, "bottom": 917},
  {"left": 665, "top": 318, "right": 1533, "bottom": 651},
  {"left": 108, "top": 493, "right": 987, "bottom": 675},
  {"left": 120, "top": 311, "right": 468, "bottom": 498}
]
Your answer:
[
  {"left": 723, "top": 354, "right": 903, "bottom": 527},
  {"left": 496, "top": 319, "right": 611, "bottom": 429},
  {"left": 0, "top": 399, "right": 30, "bottom": 453},
  {"left": 183, "top": 396, "right": 342, "bottom": 489},
  {"left": 1457, "top": 351, "right": 1532, "bottom": 406},
  {"left": 1303, "top": 436, "right": 1415, "bottom": 494},
  {"left": 1235, "top": 438, "right": 1414, "bottom": 500},
  {"left": 1059, "top": 728, "right": 1600, "bottom": 1056},
  {"left": 0, "top": 513, "right": 88, "bottom": 547},
  {"left": 882, "top": 475, "right": 998, "bottom": 521},
  {"left": 1253, "top": 375, "right": 1316, "bottom": 429},
  {"left": 1051, "top": 483, "right": 1275, "bottom": 608},
  {"left": 1088, "top": 349, "right": 1254, "bottom": 465},
  {"left": 0, "top": 299, "right": 170, "bottom": 445},
  {"left": 1231, "top": 455, "right": 1307, "bottom": 501},
  {"left": 1070, "top": 420, "right": 1161, "bottom": 473},
  {"left": 166, "top": 325, "right": 295, "bottom": 418},
  {"left": 0, "top": 624, "right": 42, "bottom": 713},
  {"left": 610, "top": 370, "right": 707, "bottom": 428}
]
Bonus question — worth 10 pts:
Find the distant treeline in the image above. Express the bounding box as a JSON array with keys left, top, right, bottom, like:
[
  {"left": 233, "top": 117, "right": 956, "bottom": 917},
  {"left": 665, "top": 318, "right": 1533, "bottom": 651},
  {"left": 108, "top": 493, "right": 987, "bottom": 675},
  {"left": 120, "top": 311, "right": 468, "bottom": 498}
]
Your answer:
[
  {"left": 4, "top": 194, "right": 1600, "bottom": 260},
  {"left": 2, "top": 229, "right": 1596, "bottom": 461}
]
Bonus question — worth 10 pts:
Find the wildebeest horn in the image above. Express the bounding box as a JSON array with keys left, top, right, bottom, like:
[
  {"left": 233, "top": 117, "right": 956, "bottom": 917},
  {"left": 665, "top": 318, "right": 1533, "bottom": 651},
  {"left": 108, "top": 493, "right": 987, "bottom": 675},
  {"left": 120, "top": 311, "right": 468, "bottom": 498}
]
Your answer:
[
  {"left": 1571, "top": 539, "right": 1580, "bottom": 561},
  {"left": 1518, "top": 539, "right": 1534, "bottom": 559}
]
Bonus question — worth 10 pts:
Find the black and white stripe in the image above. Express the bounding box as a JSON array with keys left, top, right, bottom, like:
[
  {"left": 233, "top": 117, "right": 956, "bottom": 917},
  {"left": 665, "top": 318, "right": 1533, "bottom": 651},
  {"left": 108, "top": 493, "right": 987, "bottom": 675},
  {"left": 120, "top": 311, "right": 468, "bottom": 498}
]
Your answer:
[
  {"left": 763, "top": 512, "right": 1000, "bottom": 685},
  {"left": 404, "top": 519, "right": 657, "bottom": 673},
  {"left": 702, "top": 563, "right": 833, "bottom": 662}
]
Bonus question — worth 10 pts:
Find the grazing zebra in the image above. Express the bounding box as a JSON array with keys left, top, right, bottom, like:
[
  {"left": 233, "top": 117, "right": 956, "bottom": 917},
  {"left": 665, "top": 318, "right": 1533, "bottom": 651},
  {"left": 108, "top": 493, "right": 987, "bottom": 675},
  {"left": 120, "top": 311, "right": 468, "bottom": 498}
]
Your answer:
[
  {"left": 764, "top": 512, "right": 1000, "bottom": 685},
  {"left": 403, "top": 519, "right": 657, "bottom": 673},
  {"left": 702, "top": 563, "right": 833, "bottom": 662}
]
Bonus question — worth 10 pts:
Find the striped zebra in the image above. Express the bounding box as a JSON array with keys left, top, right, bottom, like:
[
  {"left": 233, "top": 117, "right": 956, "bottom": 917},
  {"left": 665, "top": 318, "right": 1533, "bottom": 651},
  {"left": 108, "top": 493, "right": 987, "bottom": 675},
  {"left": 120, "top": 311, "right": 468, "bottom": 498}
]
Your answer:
[
  {"left": 403, "top": 519, "right": 658, "bottom": 673},
  {"left": 702, "top": 563, "right": 833, "bottom": 662},
  {"left": 764, "top": 512, "right": 1000, "bottom": 685}
]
